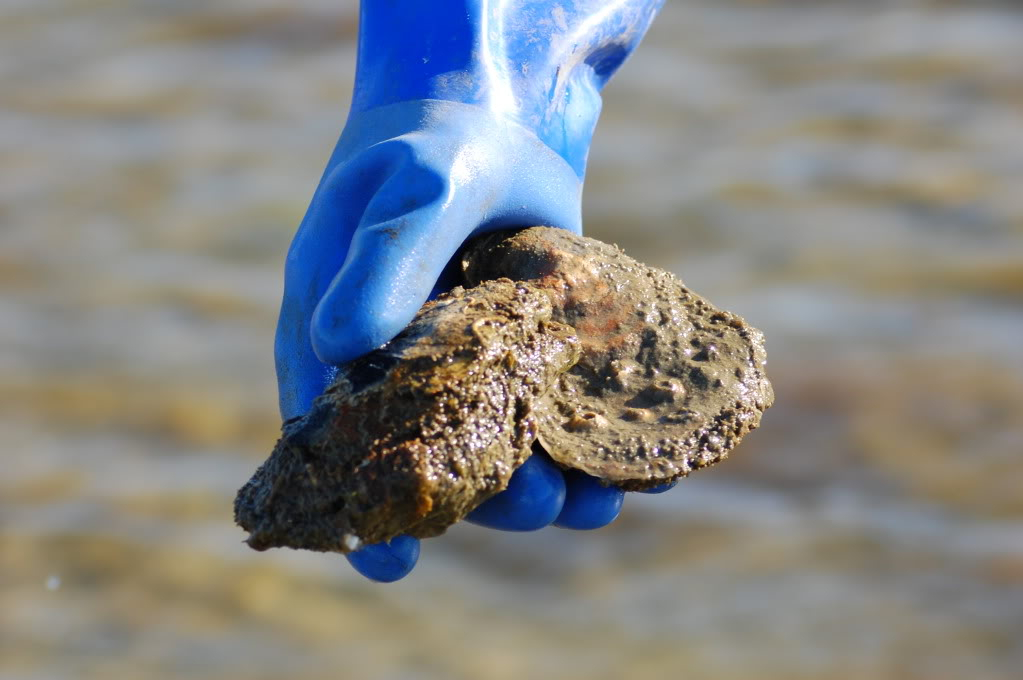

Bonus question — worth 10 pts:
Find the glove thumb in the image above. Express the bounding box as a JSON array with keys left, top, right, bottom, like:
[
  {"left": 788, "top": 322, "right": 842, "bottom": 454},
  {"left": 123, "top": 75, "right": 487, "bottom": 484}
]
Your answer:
[
  {"left": 310, "top": 155, "right": 476, "bottom": 365},
  {"left": 310, "top": 129, "right": 582, "bottom": 365}
]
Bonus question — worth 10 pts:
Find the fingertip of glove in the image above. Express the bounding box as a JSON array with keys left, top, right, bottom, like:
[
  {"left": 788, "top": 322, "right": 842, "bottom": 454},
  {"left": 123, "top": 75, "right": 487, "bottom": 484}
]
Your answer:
[
  {"left": 310, "top": 303, "right": 406, "bottom": 366},
  {"left": 554, "top": 471, "right": 624, "bottom": 530},
  {"left": 345, "top": 535, "right": 420, "bottom": 583},
  {"left": 467, "top": 454, "right": 566, "bottom": 531},
  {"left": 638, "top": 480, "right": 678, "bottom": 494}
]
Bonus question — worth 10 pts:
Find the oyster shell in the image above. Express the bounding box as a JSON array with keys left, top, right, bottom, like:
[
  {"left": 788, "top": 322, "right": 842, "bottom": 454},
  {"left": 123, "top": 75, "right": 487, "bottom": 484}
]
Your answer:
[
  {"left": 236, "top": 227, "right": 773, "bottom": 554},
  {"left": 235, "top": 279, "right": 579, "bottom": 553},
  {"left": 463, "top": 227, "right": 774, "bottom": 490}
]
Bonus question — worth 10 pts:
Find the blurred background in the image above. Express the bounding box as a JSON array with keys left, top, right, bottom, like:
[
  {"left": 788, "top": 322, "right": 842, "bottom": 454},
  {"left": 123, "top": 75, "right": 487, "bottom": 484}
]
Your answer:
[{"left": 2, "top": 1, "right": 1022, "bottom": 678}]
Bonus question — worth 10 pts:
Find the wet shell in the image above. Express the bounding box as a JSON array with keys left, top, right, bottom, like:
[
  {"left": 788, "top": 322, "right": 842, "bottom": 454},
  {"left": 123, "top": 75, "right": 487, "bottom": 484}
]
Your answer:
[
  {"left": 462, "top": 227, "right": 774, "bottom": 490},
  {"left": 234, "top": 279, "right": 579, "bottom": 553}
]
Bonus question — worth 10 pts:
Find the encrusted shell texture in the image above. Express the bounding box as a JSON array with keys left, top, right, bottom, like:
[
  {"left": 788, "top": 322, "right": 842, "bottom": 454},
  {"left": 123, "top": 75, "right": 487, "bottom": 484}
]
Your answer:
[
  {"left": 235, "top": 279, "right": 579, "bottom": 553},
  {"left": 463, "top": 227, "right": 773, "bottom": 490}
]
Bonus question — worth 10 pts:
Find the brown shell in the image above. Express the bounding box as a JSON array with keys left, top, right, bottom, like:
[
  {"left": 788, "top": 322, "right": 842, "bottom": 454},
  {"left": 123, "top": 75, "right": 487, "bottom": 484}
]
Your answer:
[
  {"left": 234, "top": 279, "right": 579, "bottom": 553},
  {"left": 462, "top": 227, "right": 773, "bottom": 490}
]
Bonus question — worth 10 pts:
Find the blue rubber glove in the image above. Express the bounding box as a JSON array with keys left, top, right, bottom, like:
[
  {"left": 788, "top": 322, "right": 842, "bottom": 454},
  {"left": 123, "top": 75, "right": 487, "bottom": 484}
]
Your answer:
[{"left": 276, "top": 0, "right": 665, "bottom": 582}]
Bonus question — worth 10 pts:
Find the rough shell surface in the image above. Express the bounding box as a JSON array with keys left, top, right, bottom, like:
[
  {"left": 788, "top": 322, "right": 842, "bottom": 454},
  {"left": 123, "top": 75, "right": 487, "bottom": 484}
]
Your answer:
[
  {"left": 462, "top": 227, "right": 774, "bottom": 490},
  {"left": 234, "top": 279, "right": 579, "bottom": 553}
]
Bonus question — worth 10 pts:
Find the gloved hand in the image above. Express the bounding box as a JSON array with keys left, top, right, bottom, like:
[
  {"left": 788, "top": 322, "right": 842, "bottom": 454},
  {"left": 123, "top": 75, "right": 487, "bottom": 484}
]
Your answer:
[{"left": 276, "top": 0, "right": 666, "bottom": 582}]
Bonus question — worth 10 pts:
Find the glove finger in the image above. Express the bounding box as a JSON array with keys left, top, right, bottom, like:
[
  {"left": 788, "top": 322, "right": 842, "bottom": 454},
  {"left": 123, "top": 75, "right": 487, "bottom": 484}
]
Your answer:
[
  {"left": 275, "top": 152, "right": 396, "bottom": 419},
  {"left": 554, "top": 470, "right": 625, "bottom": 530},
  {"left": 309, "top": 122, "right": 587, "bottom": 367},
  {"left": 638, "top": 480, "right": 678, "bottom": 494},
  {"left": 345, "top": 535, "right": 420, "bottom": 583},
  {"left": 466, "top": 451, "right": 566, "bottom": 531},
  {"left": 310, "top": 157, "right": 481, "bottom": 365}
]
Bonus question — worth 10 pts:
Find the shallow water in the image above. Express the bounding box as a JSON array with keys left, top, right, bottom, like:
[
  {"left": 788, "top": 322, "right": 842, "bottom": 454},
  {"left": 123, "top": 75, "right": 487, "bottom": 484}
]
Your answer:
[{"left": 2, "top": 1, "right": 1022, "bottom": 679}]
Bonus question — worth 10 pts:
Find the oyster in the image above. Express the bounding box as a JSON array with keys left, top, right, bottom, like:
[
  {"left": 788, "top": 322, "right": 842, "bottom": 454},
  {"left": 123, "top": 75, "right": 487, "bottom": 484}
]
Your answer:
[
  {"left": 463, "top": 227, "right": 773, "bottom": 490},
  {"left": 235, "top": 279, "right": 579, "bottom": 553},
  {"left": 236, "top": 227, "right": 772, "bottom": 554}
]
